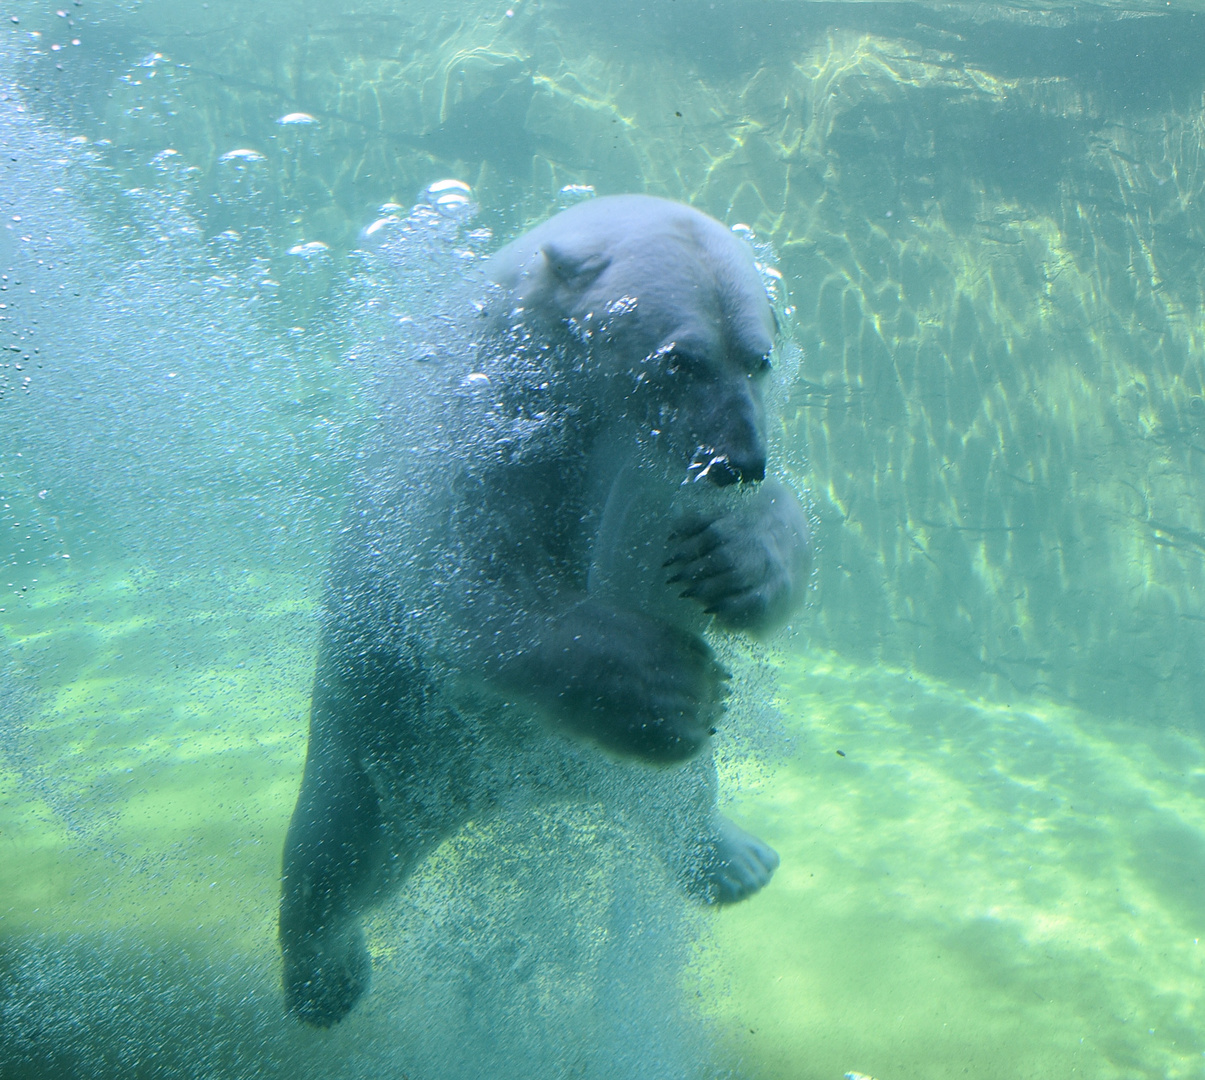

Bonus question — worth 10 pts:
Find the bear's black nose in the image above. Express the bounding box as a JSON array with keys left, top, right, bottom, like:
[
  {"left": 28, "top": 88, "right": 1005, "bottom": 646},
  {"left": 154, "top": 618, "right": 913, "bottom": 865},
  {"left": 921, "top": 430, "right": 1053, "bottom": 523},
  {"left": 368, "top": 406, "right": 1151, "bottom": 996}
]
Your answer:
[{"left": 737, "top": 456, "right": 766, "bottom": 484}]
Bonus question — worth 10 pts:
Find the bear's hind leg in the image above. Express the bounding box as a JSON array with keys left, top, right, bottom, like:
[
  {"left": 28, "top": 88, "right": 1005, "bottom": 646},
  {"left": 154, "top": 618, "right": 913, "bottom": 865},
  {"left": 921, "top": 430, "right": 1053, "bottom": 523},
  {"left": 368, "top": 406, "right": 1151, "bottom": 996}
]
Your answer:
[
  {"left": 280, "top": 732, "right": 382, "bottom": 1027},
  {"left": 279, "top": 635, "right": 477, "bottom": 1026},
  {"left": 639, "top": 753, "right": 779, "bottom": 906},
  {"left": 279, "top": 637, "right": 416, "bottom": 1027}
]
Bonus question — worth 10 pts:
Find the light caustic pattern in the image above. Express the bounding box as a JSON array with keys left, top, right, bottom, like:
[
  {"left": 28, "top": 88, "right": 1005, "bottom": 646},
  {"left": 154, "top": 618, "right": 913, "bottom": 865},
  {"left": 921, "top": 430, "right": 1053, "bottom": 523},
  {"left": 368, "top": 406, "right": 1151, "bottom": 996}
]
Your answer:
[
  {"left": 15, "top": 2, "right": 1205, "bottom": 719},
  {"left": 710, "top": 652, "right": 1205, "bottom": 1080}
]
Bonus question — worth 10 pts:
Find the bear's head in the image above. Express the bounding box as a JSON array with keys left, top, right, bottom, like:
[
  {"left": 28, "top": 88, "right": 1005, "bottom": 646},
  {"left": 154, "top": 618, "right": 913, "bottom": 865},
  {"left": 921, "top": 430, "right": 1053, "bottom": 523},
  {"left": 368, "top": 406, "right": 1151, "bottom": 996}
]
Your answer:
[{"left": 487, "top": 195, "right": 777, "bottom": 487}]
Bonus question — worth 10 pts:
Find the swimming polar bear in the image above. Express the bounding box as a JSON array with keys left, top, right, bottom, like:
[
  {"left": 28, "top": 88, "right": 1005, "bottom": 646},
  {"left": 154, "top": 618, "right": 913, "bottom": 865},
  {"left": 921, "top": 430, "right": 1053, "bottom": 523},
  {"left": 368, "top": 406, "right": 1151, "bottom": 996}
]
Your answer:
[{"left": 279, "top": 193, "right": 812, "bottom": 1026}]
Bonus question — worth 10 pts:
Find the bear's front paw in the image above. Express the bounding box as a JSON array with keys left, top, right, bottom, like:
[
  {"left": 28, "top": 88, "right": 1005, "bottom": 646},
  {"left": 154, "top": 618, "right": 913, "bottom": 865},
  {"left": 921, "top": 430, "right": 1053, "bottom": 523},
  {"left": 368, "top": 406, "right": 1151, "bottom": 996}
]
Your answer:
[
  {"left": 520, "top": 601, "right": 730, "bottom": 763},
  {"left": 666, "top": 479, "right": 811, "bottom": 635},
  {"left": 282, "top": 922, "right": 371, "bottom": 1028}
]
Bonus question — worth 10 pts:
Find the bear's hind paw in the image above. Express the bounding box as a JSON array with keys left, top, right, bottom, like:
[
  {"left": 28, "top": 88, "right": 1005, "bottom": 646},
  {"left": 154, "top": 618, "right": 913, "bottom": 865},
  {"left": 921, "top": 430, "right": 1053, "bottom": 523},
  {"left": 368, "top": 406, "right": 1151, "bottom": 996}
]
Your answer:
[
  {"left": 688, "top": 815, "right": 779, "bottom": 905},
  {"left": 283, "top": 924, "right": 371, "bottom": 1027}
]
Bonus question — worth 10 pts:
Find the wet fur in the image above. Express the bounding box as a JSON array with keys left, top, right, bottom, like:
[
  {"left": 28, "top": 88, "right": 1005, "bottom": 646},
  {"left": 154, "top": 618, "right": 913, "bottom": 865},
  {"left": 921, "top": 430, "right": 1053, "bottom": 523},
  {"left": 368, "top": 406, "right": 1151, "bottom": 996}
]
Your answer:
[{"left": 279, "top": 195, "right": 810, "bottom": 1026}]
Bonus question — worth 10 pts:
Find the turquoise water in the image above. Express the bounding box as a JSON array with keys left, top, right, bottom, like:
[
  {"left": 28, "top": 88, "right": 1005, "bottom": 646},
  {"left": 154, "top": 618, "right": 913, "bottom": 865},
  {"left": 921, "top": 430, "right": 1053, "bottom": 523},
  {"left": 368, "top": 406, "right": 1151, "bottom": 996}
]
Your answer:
[{"left": 5, "top": 2, "right": 1205, "bottom": 1077}]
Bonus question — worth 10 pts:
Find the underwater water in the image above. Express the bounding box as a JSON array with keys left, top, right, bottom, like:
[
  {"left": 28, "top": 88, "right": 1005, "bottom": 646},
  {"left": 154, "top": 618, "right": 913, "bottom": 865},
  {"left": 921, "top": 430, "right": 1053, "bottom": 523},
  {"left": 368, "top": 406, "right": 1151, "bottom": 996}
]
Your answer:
[{"left": 4, "top": 0, "right": 1205, "bottom": 1077}]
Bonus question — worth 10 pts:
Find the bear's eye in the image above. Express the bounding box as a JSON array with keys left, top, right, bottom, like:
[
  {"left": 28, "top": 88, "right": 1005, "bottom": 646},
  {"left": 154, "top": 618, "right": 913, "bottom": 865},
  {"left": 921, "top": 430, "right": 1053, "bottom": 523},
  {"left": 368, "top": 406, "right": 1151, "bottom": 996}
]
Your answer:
[
  {"left": 745, "top": 352, "right": 772, "bottom": 378},
  {"left": 663, "top": 350, "right": 701, "bottom": 376}
]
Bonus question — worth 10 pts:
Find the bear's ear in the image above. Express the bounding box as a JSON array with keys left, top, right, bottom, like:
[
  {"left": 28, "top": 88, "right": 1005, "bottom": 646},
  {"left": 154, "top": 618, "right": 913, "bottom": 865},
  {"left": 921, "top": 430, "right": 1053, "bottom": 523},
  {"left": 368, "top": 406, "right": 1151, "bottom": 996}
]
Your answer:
[{"left": 541, "top": 241, "right": 611, "bottom": 288}]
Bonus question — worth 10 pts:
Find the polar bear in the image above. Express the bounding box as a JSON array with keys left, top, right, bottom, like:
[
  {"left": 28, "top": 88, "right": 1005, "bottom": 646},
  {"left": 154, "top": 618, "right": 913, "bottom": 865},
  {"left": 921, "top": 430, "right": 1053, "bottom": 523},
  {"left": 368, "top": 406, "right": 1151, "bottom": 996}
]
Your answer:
[{"left": 279, "top": 194, "right": 812, "bottom": 1026}]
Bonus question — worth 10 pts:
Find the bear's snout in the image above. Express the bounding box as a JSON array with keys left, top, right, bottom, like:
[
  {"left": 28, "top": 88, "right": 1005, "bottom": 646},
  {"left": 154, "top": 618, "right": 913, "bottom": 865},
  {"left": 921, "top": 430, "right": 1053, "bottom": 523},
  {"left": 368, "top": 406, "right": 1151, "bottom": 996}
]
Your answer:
[
  {"left": 727, "top": 450, "right": 766, "bottom": 484},
  {"left": 679, "top": 376, "right": 768, "bottom": 487},
  {"left": 687, "top": 447, "right": 766, "bottom": 486},
  {"left": 717, "top": 452, "right": 766, "bottom": 486}
]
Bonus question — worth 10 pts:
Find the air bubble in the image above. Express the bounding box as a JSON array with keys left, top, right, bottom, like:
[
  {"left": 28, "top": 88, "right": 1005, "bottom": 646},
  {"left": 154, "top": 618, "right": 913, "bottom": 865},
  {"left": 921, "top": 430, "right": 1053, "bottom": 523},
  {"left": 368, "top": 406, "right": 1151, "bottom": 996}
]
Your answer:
[
  {"left": 214, "top": 150, "right": 270, "bottom": 227},
  {"left": 423, "top": 179, "right": 475, "bottom": 222},
  {"left": 287, "top": 241, "right": 330, "bottom": 258},
  {"left": 218, "top": 148, "right": 266, "bottom": 165},
  {"left": 557, "top": 184, "right": 595, "bottom": 208},
  {"left": 426, "top": 179, "right": 471, "bottom": 196},
  {"left": 360, "top": 215, "right": 402, "bottom": 247}
]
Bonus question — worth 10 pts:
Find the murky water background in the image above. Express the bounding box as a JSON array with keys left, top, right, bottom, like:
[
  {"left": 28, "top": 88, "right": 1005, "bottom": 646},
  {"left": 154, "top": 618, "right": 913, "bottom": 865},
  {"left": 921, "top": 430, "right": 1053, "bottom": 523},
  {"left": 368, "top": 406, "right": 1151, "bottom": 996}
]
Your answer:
[{"left": 4, "top": 1, "right": 1205, "bottom": 1077}]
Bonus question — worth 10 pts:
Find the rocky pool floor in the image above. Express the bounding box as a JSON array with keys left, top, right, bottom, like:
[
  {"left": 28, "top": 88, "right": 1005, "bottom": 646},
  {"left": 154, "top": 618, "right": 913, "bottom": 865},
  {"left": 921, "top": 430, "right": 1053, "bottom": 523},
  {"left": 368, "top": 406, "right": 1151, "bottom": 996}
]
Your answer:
[{"left": 2, "top": 566, "right": 1203, "bottom": 1079}]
